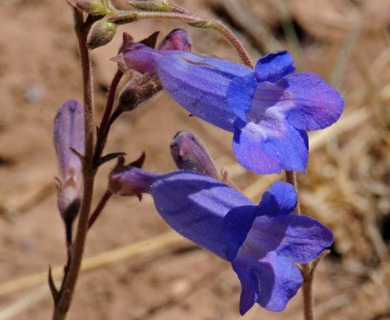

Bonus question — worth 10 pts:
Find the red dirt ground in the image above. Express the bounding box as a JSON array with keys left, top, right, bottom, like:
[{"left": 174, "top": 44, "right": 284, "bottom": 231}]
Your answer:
[{"left": 1, "top": 0, "right": 390, "bottom": 319}]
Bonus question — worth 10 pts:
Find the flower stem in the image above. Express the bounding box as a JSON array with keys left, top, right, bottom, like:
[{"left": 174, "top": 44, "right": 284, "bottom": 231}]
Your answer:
[
  {"left": 108, "top": 11, "right": 253, "bottom": 67},
  {"left": 301, "top": 264, "right": 315, "bottom": 320},
  {"left": 207, "top": 20, "right": 253, "bottom": 68},
  {"left": 94, "top": 69, "right": 123, "bottom": 165},
  {"left": 88, "top": 190, "right": 112, "bottom": 229},
  {"left": 52, "top": 8, "right": 96, "bottom": 320},
  {"left": 285, "top": 170, "right": 314, "bottom": 320},
  {"left": 285, "top": 170, "right": 301, "bottom": 215}
]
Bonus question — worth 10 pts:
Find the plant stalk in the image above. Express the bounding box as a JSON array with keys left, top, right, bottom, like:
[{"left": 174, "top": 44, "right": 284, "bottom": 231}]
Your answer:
[
  {"left": 109, "top": 11, "right": 253, "bottom": 67},
  {"left": 52, "top": 8, "right": 96, "bottom": 320},
  {"left": 285, "top": 170, "right": 314, "bottom": 320},
  {"left": 94, "top": 69, "right": 123, "bottom": 165}
]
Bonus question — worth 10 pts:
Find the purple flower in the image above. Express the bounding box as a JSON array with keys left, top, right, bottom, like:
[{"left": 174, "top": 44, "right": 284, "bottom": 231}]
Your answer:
[
  {"left": 114, "top": 43, "right": 344, "bottom": 174},
  {"left": 53, "top": 100, "right": 84, "bottom": 224},
  {"left": 108, "top": 164, "right": 333, "bottom": 314}
]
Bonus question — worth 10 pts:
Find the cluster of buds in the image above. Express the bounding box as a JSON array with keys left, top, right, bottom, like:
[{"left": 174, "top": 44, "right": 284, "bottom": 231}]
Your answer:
[
  {"left": 80, "top": 0, "right": 187, "bottom": 50},
  {"left": 76, "top": 0, "right": 118, "bottom": 49}
]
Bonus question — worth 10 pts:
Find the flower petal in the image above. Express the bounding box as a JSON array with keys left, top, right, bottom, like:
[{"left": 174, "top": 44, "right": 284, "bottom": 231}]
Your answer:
[
  {"left": 279, "top": 72, "right": 344, "bottom": 130},
  {"left": 274, "top": 214, "right": 334, "bottom": 263},
  {"left": 232, "top": 120, "right": 308, "bottom": 174},
  {"left": 257, "top": 181, "right": 298, "bottom": 215},
  {"left": 254, "top": 51, "right": 296, "bottom": 83},
  {"left": 245, "top": 211, "right": 333, "bottom": 262},
  {"left": 226, "top": 73, "right": 257, "bottom": 122},
  {"left": 154, "top": 52, "right": 252, "bottom": 131},
  {"left": 150, "top": 172, "right": 257, "bottom": 260},
  {"left": 233, "top": 251, "right": 303, "bottom": 314},
  {"left": 232, "top": 207, "right": 332, "bottom": 313}
]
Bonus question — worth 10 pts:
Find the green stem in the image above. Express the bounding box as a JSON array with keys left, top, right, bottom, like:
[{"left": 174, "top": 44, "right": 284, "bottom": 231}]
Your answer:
[
  {"left": 52, "top": 8, "right": 96, "bottom": 320},
  {"left": 285, "top": 170, "right": 314, "bottom": 320}
]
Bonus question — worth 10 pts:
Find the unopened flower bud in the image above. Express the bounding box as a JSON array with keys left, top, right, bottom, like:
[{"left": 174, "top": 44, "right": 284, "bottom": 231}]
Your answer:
[
  {"left": 170, "top": 131, "right": 218, "bottom": 179},
  {"left": 87, "top": 20, "right": 117, "bottom": 50},
  {"left": 117, "top": 72, "right": 162, "bottom": 112},
  {"left": 128, "top": 0, "right": 171, "bottom": 12},
  {"left": 53, "top": 100, "right": 84, "bottom": 225},
  {"left": 76, "top": 0, "right": 115, "bottom": 16},
  {"left": 158, "top": 28, "right": 192, "bottom": 52}
]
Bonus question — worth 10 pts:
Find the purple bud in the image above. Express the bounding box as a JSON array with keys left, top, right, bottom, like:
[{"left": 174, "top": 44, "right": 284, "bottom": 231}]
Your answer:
[
  {"left": 170, "top": 131, "right": 218, "bottom": 179},
  {"left": 158, "top": 29, "right": 192, "bottom": 52},
  {"left": 53, "top": 100, "right": 85, "bottom": 222},
  {"left": 108, "top": 157, "right": 158, "bottom": 199},
  {"left": 87, "top": 20, "right": 117, "bottom": 50}
]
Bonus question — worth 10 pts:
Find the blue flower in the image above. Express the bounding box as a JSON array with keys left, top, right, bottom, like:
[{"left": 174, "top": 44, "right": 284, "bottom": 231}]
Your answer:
[
  {"left": 115, "top": 42, "right": 344, "bottom": 174},
  {"left": 109, "top": 165, "right": 333, "bottom": 314}
]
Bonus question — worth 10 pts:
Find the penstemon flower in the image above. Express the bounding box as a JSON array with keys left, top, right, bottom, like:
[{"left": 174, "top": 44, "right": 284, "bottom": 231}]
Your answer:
[
  {"left": 108, "top": 162, "right": 333, "bottom": 314},
  {"left": 113, "top": 37, "right": 344, "bottom": 174}
]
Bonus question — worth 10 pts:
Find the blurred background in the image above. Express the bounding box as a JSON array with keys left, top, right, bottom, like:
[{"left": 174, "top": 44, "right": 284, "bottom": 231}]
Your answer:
[{"left": 0, "top": 0, "right": 389, "bottom": 319}]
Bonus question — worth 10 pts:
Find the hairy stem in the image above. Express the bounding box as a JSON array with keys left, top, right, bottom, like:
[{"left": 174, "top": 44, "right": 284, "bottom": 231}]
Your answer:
[
  {"left": 207, "top": 20, "right": 253, "bottom": 68},
  {"left": 109, "top": 11, "right": 253, "bottom": 67},
  {"left": 52, "top": 8, "right": 96, "bottom": 320},
  {"left": 285, "top": 170, "right": 314, "bottom": 320}
]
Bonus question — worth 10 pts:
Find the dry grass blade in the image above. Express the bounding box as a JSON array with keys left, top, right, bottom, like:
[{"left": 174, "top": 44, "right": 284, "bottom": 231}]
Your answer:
[
  {"left": 0, "top": 231, "right": 187, "bottom": 297},
  {"left": 0, "top": 285, "right": 49, "bottom": 320}
]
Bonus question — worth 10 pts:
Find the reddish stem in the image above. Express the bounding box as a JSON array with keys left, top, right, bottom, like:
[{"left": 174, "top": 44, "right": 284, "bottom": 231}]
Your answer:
[
  {"left": 52, "top": 8, "right": 96, "bottom": 320},
  {"left": 88, "top": 190, "right": 112, "bottom": 229},
  {"left": 94, "top": 69, "right": 124, "bottom": 164}
]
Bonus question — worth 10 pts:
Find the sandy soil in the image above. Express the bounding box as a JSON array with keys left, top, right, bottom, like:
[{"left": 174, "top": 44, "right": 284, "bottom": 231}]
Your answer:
[{"left": 1, "top": 0, "right": 390, "bottom": 319}]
